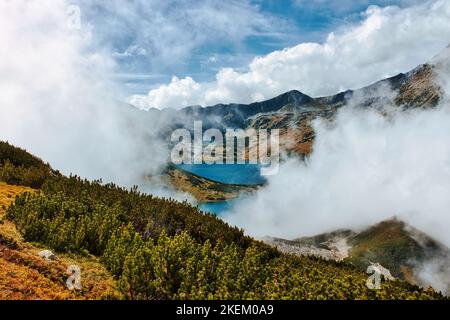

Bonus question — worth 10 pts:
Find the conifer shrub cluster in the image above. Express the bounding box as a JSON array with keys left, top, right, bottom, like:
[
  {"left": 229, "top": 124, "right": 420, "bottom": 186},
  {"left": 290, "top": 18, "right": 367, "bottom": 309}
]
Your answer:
[
  {"left": 5, "top": 176, "right": 443, "bottom": 300},
  {"left": 1, "top": 141, "right": 444, "bottom": 300},
  {"left": 0, "top": 141, "right": 55, "bottom": 188}
]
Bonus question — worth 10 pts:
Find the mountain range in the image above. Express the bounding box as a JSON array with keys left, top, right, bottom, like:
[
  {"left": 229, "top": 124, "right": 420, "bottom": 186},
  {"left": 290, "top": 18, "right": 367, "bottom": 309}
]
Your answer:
[
  {"left": 157, "top": 45, "right": 449, "bottom": 199},
  {"left": 161, "top": 44, "right": 447, "bottom": 123},
  {"left": 155, "top": 44, "right": 450, "bottom": 295},
  {"left": 141, "top": 45, "right": 447, "bottom": 167},
  {"left": 2, "top": 46, "right": 449, "bottom": 299}
]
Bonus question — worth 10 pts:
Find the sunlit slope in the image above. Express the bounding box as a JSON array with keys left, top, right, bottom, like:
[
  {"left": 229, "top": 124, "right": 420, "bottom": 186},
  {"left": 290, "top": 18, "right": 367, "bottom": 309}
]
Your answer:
[
  {"left": 265, "top": 219, "right": 450, "bottom": 295},
  {"left": 0, "top": 183, "right": 119, "bottom": 300}
]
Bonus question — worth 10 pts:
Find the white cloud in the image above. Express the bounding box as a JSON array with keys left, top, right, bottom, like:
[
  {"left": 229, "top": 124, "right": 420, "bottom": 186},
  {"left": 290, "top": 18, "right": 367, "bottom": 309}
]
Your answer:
[
  {"left": 131, "top": 0, "right": 450, "bottom": 110},
  {"left": 292, "top": 0, "right": 423, "bottom": 14},
  {"left": 221, "top": 39, "right": 450, "bottom": 245},
  {"left": 131, "top": 76, "right": 203, "bottom": 111},
  {"left": 113, "top": 45, "right": 147, "bottom": 58},
  {"left": 0, "top": 0, "right": 169, "bottom": 186},
  {"left": 75, "top": 0, "right": 293, "bottom": 72},
  {"left": 224, "top": 104, "right": 450, "bottom": 248},
  {"left": 222, "top": 84, "right": 450, "bottom": 293}
]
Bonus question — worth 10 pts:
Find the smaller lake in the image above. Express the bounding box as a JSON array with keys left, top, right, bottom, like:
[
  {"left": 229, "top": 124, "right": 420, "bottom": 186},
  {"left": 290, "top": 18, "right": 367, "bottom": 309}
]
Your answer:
[
  {"left": 178, "top": 163, "right": 266, "bottom": 185},
  {"left": 199, "top": 201, "right": 235, "bottom": 216}
]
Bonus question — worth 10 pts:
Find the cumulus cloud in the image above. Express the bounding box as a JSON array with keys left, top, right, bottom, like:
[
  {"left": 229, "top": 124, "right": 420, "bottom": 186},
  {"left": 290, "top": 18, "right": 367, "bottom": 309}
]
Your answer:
[
  {"left": 131, "top": 77, "right": 203, "bottom": 110},
  {"left": 131, "top": 0, "right": 450, "bottom": 110}
]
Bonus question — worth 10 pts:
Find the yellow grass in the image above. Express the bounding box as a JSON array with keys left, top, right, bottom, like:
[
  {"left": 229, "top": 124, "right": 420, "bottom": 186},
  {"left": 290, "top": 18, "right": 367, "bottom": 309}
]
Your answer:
[
  {"left": 0, "top": 183, "right": 36, "bottom": 242},
  {"left": 0, "top": 183, "right": 119, "bottom": 300}
]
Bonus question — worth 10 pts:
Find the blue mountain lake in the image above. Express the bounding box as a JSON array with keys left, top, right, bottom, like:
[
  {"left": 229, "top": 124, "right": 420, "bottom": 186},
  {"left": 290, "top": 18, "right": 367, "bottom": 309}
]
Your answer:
[
  {"left": 177, "top": 164, "right": 264, "bottom": 215},
  {"left": 199, "top": 201, "right": 236, "bottom": 215},
  {"left": 178, "top": 164, "right": 266, "bottom": 185}
]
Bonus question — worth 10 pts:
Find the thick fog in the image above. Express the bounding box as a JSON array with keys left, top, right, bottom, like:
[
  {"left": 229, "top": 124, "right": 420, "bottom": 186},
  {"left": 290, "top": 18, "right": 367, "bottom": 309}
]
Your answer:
[
  {"left": 225, "top": 48, "right": 450, "bottom": 252},
  {"left": 0, "top": 0, "right": 173, "bottom": 193}
]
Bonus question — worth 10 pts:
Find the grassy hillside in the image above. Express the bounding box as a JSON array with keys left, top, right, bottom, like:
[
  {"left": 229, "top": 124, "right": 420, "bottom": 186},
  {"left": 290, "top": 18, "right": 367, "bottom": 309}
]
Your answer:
[
  {"left": 0, "top": 183, "right": 119, "bottom": 300},
  {"left": 347, "top": 219, "right": 448, "bottom": 282},
  {"left": 0, "top": 141, "right": 57, "bottom": 188},
  {"left": 266, "top": 219, "right": 450, "bottom": 294},
  {"left": 0, "top": 141, "right": 445, "bottom": 300}
]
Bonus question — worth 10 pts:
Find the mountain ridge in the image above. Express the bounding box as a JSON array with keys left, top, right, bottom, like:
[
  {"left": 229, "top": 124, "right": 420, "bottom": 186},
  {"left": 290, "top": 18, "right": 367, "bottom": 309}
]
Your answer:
[
  {"left": 147, "top": 44, "right": 450, "bottom": 121},
  {"left": 264, "top": 218, "right": 450, "bottom": 295}
]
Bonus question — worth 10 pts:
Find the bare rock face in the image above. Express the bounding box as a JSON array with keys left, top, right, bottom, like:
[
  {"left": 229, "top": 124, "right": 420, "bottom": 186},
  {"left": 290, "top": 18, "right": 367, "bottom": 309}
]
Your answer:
[
  {"left": 262, "top": 229, "right": 354, "bottom": 262},
  {"left": 395, "top": 64, "right": 442, "bottom": 109}
]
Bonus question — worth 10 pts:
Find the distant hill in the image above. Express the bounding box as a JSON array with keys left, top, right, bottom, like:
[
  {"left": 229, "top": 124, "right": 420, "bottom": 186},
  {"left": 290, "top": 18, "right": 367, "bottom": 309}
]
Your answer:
[
  {"left": 0, "top": 141, "right": 58, "bottom": 188},
  {"left": 264, "top": 218, "right": 450, "bottom": 295},
  {"left": 0, "top": 141, "right": 50, "bottom": 170}
]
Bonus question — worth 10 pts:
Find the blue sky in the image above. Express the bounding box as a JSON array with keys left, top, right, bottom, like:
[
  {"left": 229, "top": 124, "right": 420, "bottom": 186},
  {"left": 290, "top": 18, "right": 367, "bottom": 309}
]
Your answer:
[
  {"left": 80, "top": 0, "right": 421, "bottom": 95},
  {"left": 65, "top": 0, "right": 450, "bottom": 109},
  {"left": 236, "top": 1, "right": 423, "bottom": 70}
]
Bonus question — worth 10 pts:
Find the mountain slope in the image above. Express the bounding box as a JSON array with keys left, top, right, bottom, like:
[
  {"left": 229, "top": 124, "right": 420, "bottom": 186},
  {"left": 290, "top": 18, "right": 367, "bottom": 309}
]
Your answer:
[
  {"left": 0, "top": 183, "right": 119, "bottom": 300},
  {"left": 395, "top": 64, "right": 443, "bottom": 108},
  {"left": 0, "top": 141, "right": 443, "bottom": 300},
  {"left": 264, "top": 218, "right": 450, "bottom": 295}
]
